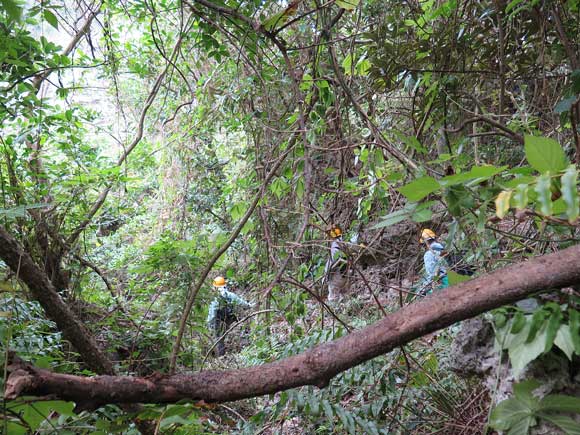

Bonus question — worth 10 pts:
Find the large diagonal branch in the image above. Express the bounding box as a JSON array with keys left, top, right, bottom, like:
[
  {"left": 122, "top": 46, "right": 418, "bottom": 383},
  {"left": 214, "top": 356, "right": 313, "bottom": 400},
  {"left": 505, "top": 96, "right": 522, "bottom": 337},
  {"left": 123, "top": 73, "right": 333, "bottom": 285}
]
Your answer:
[{"left": 6, "top": 243, "right": 580, "bottom": 408}]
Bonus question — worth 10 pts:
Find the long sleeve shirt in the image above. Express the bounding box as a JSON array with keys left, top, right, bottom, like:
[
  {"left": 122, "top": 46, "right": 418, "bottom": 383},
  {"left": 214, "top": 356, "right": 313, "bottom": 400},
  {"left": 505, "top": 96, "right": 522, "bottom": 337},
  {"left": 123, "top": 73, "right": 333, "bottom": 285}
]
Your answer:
[
  {"left": 324, "top": 238, "right": 346, "bottom": 275},
  {"left": 207, "top": 287, "right": 251, "bottom": 326},
  {"left": 423, "top": 242, "right": 447, "bottom": 285}
]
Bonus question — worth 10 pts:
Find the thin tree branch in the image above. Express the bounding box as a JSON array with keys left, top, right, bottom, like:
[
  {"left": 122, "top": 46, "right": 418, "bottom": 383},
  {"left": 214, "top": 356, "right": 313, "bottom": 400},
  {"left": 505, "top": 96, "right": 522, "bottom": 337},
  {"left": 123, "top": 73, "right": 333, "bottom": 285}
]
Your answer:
[
  {"left": 66, "top": 18, "right": 191, "bottom": 246},
  {"left": 168, "top": 145, "right": 295, "bottom": 373},
  {"left": 32, "top": 2, "right": 104, "bottom": 90},
  {"left": 445, "top": 116, "right": 524, "bottom": 144}
]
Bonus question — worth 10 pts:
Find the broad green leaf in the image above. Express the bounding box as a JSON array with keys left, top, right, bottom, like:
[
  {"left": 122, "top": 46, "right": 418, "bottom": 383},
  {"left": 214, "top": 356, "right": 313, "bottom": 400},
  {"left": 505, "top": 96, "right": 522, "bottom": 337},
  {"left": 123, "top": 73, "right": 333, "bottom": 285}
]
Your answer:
[
  {"left": 553, "top": 197, "right": 567, "bottom": 215},
  {"left": 21, "top": 401, "right": 73, "bottom": 431},
  {"left": 0, "top": 203, "right": 51, "bottom": 219},
  {"left": 524, "top": 135, "right": 568, "bottom": 174},
  {"left": 356, "top": 58, "right": 371, "bottom": 75},
  {"left": 43, "top": 9, "right": 58, "bottom": 29},
  {"left": 554, "top": 325, "right": 575, "bottom": 360},
  {"left": 511, "top": 311, "right": 527, "bottom": 335},
  {"left": 229, "top": 202, "right": 248, "bottom": 221},
  {"left": 501, "top": 175, "right": 535, "bottom": 189},
  {"left": 299, "top": 73, "right": 313, "bottom": 91},
  {"left": 448, "top": 270, "right": 471, "bottom": 285},
  {"left": 538, "top": 413, "right": 580, "bottom": 434},
  {"left": 527, "top": 309, "right": 548, "bottom": 342},
  {"left": 446, "top": 184, "right": 474, "bottom": 216},
  {"left": 294, "top": 176, "right": 304, "bottom": 199},
  {"left": 506, "top": 414, "right": 534, "bottom": 435},
  {"left": 45, "top": 401, "right": 75, "bottom": 416},
  {"left": 513, "top": 380, "right": 541, "bottom": 409},
  {"left": 440, "top": 165, "right": 506, "bottom": 186},
  {"left": 398, "top": 176, "right": 440, "bottom": 201},
  {"left": 373, "top": 201, "right": 435, "bottom": 228},
  {"left": 336, "top": 0, "right": 360, "bottom": 10},
  {"left": 495, "top": 190, "right": 512, "bottom": 219},
  {"left": 534, "top": 174, "right": 553, "bottom": 216},
  {"left": 6, "top": 422, "right": 27, "bottom": 435},
  {"left": 270, "top": 177, "right": 289, "bottom": 200},
  {"left": 561, "top": 165, "right": 579, "bottom": 223},
  {"left": 489, "top": 397, "right": 532, "bottom": 431},
  {"left": 342, "top": 54, "right": 353, "bottom": 74},
  {"left": 513, "top": 184, "right": 529, "bottom": 210},
  {"left": 544, "top": 307, "right": 563, "bottom": 353},
  {"left": 411, "top": 207, "right": 432, "bottom": 222},
  {"left": 371, "top": 208, "right": 409, "bottom": 229},
  {"left": 496, "top": 314, "right": 531, "bottom": 350},
  {"left": 495, "top": 312, "right": 508, "bottom": 329},
  {"left": 393, "top": 132, "right": 428, "bottom": 154},
  {"left": 539, "top": 394, "right": 580, "bottom": 413},
  {"left": 509, "top": 326, "right": 547, "bottom": 377}
]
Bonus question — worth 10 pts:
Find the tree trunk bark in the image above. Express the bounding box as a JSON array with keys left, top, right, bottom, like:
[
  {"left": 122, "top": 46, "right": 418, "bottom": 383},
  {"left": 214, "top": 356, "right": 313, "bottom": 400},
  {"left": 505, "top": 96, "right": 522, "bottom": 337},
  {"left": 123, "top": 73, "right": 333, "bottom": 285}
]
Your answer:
[
  {"left": 0, "top": 225, "right": 156, "bottom": 434},
  {"left": 6, "top": 243, "right": 580, "bottom": 408},
  {"left": 0, "top": 226, "right": 115, "bottom": 375}
]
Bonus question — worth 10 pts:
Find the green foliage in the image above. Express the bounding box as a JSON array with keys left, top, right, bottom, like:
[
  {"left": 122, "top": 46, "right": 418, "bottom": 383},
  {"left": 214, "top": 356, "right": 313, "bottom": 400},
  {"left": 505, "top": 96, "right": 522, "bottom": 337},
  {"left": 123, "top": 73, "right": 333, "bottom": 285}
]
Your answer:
[
  {"left": 494, "top": 305, "right": 580, "bottom": 377},
  {"left": 0, "top": 296, "right": 63, "bottom": 362},
  {"left": 398, "top": 176, "right": 440, "bottom": 201},
  {"left": 0, "top": 0, "right": 22, "bottom": 21},
  {"left": 490, "top": 380, "right": 580, "bottom": 435},
  {"left": 562, "top": 166, "right": 579, "bottom": 223},
  {"left": 447, "top": 270, "right": 470, "bottom": 285},
  {"left": 372, "top": 201, "right": 435, "bottom": 229},
  {"left": 5, "top": 400, "right": 76, "bottom": 434},
  {"left": 524, "top": 136, "right": 569, "bottom": 174},
  {"left": 1, "top": 0, "right": 580, "bottom": 433}
]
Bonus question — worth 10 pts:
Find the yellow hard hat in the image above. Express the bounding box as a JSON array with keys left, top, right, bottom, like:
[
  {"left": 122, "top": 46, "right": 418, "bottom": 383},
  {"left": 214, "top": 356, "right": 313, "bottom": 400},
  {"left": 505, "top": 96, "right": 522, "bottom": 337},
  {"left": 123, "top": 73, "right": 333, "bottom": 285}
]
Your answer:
[
  {"left": 212, "top": 276, "right": 226, "bottom": 287},
  {"left": 420, "top": 228, "right": 436, "bottom": 243},
  {"left": 329, "top": 225, "right": 342, "bottom": 239}
]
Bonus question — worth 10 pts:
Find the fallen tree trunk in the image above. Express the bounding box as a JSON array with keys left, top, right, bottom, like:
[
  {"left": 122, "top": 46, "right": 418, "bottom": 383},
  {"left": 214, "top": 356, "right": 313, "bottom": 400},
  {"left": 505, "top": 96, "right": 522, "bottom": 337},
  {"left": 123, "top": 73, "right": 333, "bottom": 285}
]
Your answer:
[{"left": 5, "top": 243, "right": 580, "bottom": 409}]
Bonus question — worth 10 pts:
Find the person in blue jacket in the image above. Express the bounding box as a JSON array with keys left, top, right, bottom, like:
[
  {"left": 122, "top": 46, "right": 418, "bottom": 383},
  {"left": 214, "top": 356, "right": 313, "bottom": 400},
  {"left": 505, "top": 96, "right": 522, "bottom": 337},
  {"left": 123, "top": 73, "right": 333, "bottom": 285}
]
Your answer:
[
  {"left": 419, "top": 228, "right": 449, "bottom": 295},
  {"left": 207, "top": 276, "right": 252, "bottom": 356}
]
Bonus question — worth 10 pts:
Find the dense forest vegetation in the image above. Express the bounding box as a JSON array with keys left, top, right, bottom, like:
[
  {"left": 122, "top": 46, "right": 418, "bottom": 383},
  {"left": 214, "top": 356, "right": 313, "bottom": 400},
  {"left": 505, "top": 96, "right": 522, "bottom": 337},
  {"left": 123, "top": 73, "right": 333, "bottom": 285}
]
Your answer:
[{"left": 1, "top": 0, "right": 580, "bottom": 433}]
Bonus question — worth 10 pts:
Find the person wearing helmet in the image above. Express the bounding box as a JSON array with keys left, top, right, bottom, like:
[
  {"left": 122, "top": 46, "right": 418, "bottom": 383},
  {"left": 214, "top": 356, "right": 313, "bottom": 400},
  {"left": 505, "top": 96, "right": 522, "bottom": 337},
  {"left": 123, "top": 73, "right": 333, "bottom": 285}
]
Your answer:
[
  {"left": 324, "top": 225, "right": 349, "bottom": 301},
  {"left": 207, "top": 276, "right": 252, "bottom": 356},
  {"left": 419, "top": 228, "right": 449, "bottom": 294}
]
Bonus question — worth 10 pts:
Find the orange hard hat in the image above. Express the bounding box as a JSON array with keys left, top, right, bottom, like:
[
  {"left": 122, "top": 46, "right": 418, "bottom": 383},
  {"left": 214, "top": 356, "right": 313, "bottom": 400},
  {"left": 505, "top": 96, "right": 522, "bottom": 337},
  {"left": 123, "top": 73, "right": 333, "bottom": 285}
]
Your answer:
[
  {"left": 212, "top": 276, "right": 226, "bottom": 287},
  {"left": 420, "top": 228, "right": 436, "bottom": 243},
  {"left": 329, "top": 225, "right": 343, "bottom": 239}
]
